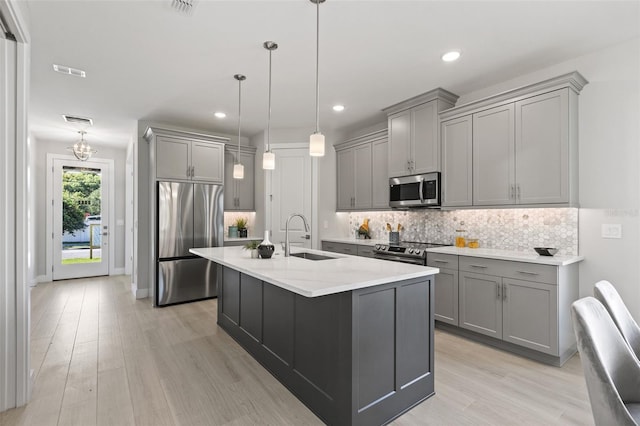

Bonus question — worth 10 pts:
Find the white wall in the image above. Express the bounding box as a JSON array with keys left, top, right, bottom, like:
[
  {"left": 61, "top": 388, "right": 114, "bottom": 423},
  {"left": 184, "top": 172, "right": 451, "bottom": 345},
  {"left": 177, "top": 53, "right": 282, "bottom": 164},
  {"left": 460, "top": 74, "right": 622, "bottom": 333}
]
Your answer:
[{"left": 32, "top": 138, "right": 128, "bottom": 280}]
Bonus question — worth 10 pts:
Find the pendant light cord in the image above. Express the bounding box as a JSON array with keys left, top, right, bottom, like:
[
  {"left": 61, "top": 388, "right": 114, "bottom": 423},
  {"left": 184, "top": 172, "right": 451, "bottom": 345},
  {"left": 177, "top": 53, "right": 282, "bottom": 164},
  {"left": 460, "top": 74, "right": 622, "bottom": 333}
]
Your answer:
[
  {"left": 267, "top": 48, "right": 272, "bottom": 152},
  {"left": 315, "top": 0, "right": 320, "bottom": 134},
  {"left": 237, "top": 76, "right": 242, "bottom": 160}
]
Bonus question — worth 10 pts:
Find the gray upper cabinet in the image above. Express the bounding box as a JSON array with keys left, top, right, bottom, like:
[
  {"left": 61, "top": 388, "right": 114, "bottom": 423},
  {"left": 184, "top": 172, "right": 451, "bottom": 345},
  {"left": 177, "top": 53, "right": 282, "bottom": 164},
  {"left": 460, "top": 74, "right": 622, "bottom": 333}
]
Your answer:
[
  {"left": 383, "top": 89, "right": 459, "bottom": 177},
  {"left": 515, "top": 90, "right": 570, "bottom": 204},
  {"left": 354, "top": 143, "right": 373, "bottom": 209},
  {"left": 335, "top": 130, "right": 389, "bottom": 211},
  {"left": 441, "top": 115, "right": 473, "bottom": 207},
  {"left": 224, "top": 145, "right": 256, "bottom": 211},
  {"left": 336, "top": 147, "right": 356, "bottom": 210},
  {"left": 371, "top": 138, "right": 389, "bottom": 209},
  {"left": 147, "top": 128, "right": 227, "bottom": 184},
  {"left": 473, "top": 104, "right": 515, "bottom": 206},
  {"left": 439, "top": 72, "right": 586, "bottom": 208}
]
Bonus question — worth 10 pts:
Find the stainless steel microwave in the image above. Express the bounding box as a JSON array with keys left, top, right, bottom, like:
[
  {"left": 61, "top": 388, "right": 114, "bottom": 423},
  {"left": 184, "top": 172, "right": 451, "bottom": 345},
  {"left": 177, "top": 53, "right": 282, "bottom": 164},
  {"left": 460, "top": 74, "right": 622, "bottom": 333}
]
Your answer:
[{"left": 389, "top": 172, "right": 441, "bottom": 208}]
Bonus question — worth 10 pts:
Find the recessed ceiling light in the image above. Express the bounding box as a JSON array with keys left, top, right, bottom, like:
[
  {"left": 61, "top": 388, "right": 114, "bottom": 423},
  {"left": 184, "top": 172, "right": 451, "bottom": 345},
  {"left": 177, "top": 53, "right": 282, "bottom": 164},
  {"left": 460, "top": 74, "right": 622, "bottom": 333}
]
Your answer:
[
  {"left": 214, "top": 112, "right": 226, "bottom": 118},
  {"left": 441, "top": 51, "right": 461, "bottom": 62},
  {"left": 332, "top": 105, "right": 345, "bottom": 112},
  {"left": 53, "top": 64, "right": 86, "bottom": 78}
]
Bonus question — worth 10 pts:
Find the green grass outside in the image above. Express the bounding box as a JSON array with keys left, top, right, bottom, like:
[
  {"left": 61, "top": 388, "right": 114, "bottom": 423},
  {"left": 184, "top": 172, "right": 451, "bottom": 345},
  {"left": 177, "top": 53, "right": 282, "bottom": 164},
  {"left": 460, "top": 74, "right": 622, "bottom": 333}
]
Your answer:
[{"left": 62, "top": 258, "right": 102, "bottom": 265}]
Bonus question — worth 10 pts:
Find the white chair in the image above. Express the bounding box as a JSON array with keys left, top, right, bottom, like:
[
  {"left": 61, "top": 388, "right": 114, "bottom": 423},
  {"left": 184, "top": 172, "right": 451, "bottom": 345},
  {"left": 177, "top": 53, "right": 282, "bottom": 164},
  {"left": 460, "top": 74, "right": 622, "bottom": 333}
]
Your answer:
[
  {"left": 594, "top": 280, "right": 640, "bottom": 361},
  {"left": 571, "top": 297, "right": 640, "bottom": 425}
]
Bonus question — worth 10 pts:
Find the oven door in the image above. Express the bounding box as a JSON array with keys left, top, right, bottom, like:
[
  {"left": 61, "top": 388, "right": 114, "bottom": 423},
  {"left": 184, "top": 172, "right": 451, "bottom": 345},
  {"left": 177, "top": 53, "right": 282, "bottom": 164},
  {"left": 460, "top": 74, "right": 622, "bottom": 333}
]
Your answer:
[{"left": 374, "top": 253, "right": 426, "bottom": 265}]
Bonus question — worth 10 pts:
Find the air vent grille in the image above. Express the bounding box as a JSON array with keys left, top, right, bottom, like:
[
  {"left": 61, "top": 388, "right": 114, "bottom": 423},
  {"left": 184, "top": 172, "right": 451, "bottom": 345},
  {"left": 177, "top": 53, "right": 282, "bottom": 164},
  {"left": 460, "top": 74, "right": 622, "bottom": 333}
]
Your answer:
[
  {"left": 62, "top": 115, "right": 93, "bottom": 126},
  {"left": 53, "top": 64, "right": 86, "bottom": 78},
  {"left": 171, "top": 0, "right": 197, "bottom": 14}
]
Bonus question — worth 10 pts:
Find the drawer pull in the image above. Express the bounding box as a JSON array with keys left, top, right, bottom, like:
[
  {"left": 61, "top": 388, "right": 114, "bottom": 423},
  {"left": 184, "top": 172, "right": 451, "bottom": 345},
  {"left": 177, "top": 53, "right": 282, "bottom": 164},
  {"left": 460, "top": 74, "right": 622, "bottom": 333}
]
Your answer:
[
  {"left": 433, "top": 259, "right": 450, "bottom": 264},
  {"left": 469, "top": 264, "right": 487, "bottom": 269},
  {"left": 517, "top": 270, "right": 539, "bottom": 276}
]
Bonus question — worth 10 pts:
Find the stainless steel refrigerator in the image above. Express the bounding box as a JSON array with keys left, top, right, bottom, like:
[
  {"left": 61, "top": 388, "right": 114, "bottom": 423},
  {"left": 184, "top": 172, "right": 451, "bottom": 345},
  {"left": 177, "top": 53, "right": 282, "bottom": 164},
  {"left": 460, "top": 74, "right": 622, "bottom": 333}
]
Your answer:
[{"left": 156, "top": 181, "right": 223, "bottom": 306}]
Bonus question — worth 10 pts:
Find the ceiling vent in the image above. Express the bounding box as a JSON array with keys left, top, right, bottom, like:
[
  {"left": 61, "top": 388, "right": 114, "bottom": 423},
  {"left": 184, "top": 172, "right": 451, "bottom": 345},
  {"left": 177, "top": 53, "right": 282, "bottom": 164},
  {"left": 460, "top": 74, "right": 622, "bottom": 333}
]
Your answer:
[
  {"left": 170, "top": 0, "right": 197, "bottom": 15},
  {"left": 62, "top": 115, "right": 93, "bottom": 126},
  {"left": 53, "top": 64, "right": 86, "bottom": 78}
]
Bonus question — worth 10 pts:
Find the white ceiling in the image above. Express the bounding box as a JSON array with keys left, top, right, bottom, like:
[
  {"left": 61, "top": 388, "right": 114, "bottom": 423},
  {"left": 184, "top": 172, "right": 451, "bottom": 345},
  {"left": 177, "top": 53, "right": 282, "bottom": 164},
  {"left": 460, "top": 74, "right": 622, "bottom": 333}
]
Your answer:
[{"left": 26, "top": 0, "right": 640, "bottom": 148}]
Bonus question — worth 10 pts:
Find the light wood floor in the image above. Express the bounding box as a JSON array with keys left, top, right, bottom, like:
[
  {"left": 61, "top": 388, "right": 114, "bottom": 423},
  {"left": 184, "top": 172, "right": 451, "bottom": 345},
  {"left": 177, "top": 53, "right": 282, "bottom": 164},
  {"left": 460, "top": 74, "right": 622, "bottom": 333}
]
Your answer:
[{"left": 1, "top": 275, "right": 594, "bottom": 426}]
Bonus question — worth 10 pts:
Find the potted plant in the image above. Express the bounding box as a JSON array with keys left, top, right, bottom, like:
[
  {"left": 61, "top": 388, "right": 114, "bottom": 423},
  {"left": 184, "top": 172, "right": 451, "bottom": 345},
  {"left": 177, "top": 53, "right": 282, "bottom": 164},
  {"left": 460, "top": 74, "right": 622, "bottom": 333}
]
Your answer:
[
  {"left": 235, "top": 217, "right": 248, "bottom": 238},
  {"left": 243, "top": 240, "right": 260, "bottom": 258}
]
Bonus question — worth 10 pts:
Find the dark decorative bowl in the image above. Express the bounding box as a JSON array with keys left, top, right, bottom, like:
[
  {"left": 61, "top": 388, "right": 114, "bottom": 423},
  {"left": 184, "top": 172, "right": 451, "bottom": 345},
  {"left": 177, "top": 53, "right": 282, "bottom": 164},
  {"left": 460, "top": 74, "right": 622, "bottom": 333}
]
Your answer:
[
  {"left": 534, "top": 247, "right": 558, "bottom": 256},
  {"left": 258, "top": 243, "right": 275, "bottom": 259}
]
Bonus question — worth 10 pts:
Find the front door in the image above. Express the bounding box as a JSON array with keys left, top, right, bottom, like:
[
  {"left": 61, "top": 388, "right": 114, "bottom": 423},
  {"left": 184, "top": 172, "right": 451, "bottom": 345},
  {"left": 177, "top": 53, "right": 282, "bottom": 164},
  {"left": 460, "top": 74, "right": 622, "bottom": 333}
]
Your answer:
[
  {"left": 51, "top": 157, "right": 111, "bottom": 280},
  {"left": 269, "top": 147, "right": 312, "bottom": 250}
]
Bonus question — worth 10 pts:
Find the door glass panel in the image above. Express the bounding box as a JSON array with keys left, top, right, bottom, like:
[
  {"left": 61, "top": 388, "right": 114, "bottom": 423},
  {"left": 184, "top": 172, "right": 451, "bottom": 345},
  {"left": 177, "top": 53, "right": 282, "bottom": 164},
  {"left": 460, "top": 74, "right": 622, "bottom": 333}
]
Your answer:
[{"left": 61, "top": 166, "right": 102, "bottom": 265}]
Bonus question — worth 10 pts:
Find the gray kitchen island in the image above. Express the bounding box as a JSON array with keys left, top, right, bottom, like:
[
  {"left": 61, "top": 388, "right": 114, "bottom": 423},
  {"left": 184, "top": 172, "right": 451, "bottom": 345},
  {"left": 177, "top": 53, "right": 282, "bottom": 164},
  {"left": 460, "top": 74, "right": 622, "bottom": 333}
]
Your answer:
[{"left": 190, "top": 246, "right": 439, "bottom": 426}]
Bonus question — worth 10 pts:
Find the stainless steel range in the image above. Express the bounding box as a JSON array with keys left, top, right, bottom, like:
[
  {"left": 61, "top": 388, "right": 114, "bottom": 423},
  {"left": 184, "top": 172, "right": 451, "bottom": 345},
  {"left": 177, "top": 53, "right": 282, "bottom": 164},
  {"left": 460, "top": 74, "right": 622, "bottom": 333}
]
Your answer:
[{"left": 374, "top": 241, "right": 451, "bottom": 265}]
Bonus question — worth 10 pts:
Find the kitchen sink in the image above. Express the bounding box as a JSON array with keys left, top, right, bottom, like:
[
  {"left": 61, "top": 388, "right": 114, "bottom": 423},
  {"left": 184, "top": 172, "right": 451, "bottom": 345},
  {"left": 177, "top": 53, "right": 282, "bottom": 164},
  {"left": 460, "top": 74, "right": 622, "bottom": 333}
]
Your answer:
[{"left": 290, "top": 252, "right": 337, "bottom": 261}]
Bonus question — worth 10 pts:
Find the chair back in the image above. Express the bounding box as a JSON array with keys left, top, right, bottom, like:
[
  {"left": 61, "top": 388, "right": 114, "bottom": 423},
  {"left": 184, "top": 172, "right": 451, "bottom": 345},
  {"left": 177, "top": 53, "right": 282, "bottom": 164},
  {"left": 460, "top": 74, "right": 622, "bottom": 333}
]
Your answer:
[
  {"left": 571, "top": 297, "right": 640, "bottom": 426},
  {"left": 594, "top": 280, "right": 640, "bottom": 360}
]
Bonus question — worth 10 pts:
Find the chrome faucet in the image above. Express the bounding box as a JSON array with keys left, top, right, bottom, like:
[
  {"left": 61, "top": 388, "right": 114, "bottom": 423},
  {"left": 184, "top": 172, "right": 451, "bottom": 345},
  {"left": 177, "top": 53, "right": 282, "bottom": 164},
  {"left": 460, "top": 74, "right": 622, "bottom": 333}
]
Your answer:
[{"left": 284, "top": 213, "right": 310, "bottom": 257}]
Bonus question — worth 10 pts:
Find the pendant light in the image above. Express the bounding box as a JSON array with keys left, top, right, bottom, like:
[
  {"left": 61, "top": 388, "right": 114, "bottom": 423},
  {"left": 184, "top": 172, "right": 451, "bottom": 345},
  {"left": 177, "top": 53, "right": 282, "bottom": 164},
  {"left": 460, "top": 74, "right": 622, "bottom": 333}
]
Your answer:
[
  {"left": 263, "top": 41, "right": 278, "bottom": 170},
  {"left": 233, "top": 74, "right": 246, "bottom": 179},
  {"left": 67, "top": 130, "right": 96, "bottom": 161},
  {"left": 309, "top": 0, "right": 325, "bottom": 157}
]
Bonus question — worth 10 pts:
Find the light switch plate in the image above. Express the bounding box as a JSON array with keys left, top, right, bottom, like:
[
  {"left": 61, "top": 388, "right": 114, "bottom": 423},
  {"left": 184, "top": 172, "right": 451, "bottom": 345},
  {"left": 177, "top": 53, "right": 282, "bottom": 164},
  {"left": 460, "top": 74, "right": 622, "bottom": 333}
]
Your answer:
[{"left": 601, "top": 224, "right": 622, "bottom": 239}]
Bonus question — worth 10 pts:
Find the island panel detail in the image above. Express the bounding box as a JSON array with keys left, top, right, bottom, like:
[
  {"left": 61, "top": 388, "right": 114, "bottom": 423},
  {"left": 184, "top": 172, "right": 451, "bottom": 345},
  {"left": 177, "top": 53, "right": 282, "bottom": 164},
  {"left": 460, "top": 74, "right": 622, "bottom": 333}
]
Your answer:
[{"left": 218, "top": 265, "right": 435, "bottom": 426}]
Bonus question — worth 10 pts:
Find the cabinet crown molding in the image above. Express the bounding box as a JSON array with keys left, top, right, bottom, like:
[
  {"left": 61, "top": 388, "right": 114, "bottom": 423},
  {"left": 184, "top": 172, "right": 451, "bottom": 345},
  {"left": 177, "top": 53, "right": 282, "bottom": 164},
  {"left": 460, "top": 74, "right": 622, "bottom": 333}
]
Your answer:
[
  {"left": 334, "top": 129, "right": 388, "bottom": 151},
  {"left": 224, "top": 144, "right": 257, "bottom": 154},
  {"left": 439, "top": 71, "right": 588, "bottom": 120},
  {"left": 143, "top": 126, "right": 230, "bottom": 144},
  {"left": 382, "top": 87, "right": 460, "bottom": 116}
]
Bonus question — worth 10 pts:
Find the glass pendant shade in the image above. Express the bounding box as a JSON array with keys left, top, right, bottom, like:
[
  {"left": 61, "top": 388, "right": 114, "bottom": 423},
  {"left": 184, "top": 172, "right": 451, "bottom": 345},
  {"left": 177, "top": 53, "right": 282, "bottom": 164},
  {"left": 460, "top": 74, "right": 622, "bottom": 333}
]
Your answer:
[
  {"left": 262, "top": 151, "right": 275, "bottom": 170},
  {"left": 233, "top": 163, "right": 244, "bottom": 179},
  {"left": 309, "top": 132, "right": 325, "bottom": 157},
  {"left": 68, "top": 131, "right": 96, "bottom": 161}
]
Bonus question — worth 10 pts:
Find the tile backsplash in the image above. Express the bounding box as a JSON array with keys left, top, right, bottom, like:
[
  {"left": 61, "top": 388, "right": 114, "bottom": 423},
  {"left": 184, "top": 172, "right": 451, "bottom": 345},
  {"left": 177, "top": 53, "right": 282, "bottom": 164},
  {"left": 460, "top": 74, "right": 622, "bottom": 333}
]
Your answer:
[{"left": 349, "top": 208, "right": 578, "bottom": 256}]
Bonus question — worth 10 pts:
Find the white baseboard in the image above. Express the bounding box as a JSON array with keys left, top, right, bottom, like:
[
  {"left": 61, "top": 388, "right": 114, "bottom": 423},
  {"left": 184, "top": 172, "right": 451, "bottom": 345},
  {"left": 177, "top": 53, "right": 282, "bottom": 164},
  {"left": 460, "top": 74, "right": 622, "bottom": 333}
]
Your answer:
[
  {"left": 131, "top": 282, "right": 149, "bottom": 299},
  {"left": 36, "top": 275, "right": 49, "bottom": 284},
  {"left": 112, "top": 268, "right": 125, "bottom": 275}
]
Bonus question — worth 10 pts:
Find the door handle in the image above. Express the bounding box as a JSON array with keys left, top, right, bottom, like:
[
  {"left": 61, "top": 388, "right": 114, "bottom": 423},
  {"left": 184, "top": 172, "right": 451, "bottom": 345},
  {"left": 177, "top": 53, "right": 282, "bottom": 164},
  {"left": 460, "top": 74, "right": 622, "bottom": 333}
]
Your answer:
[
  {"left": 517, "top": 184, "right": 521, "bottom": 200},
  {"left": 102, "top": 232, "right": 109, "bottom": 236},
  {"left": 496, "top": 283, "right": 501, "bottom": 299},
  {"left": 469, "top": 264, "right": 487, "bottom": 269},
  {"left": 419, "top": 178, "right": 424, "bottom": 204},
  {"left": 300, "top": 234, "right": 310, "bottom": 240},
  {"left": 503, "top": 283, "right": 507, "bottom": 301}
]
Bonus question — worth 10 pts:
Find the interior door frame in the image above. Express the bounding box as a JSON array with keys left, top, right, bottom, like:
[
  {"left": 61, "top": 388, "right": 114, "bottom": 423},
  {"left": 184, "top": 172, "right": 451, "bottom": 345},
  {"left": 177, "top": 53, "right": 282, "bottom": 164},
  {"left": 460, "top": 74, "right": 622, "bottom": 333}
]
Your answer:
[
  {"left": 265, "top": 143, "right": 318, "bottom": 249},
  {"left": 45, "top": 153, "right": 115, "bottom": 282}
]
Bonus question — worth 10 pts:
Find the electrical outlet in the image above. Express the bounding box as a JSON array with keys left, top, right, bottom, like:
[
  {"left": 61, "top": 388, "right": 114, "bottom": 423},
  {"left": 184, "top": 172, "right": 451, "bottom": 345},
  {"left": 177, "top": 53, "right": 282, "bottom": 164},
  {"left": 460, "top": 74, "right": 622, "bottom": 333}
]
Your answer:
[{"left": 601, "top": 224, "right": 622, "bottom": 239}]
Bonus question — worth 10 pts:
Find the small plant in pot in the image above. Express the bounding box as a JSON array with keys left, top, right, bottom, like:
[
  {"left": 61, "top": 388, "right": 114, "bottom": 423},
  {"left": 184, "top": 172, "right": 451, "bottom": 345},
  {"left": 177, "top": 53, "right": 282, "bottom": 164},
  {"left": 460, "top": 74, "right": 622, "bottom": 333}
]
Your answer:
[
  {"left": 234, "top": 217, "right": 248, "bottom": 238},
  {"left": 244, "top": 240, "right": 260, "bottom": 258}
]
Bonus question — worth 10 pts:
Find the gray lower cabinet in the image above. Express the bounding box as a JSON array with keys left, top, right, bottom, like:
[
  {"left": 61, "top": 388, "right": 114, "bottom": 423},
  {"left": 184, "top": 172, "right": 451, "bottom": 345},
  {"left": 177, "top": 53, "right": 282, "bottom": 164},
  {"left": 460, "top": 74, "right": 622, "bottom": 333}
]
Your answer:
[
  {"left": 218, "top": 266, "right": 435, "bottom": 426},
  {"left": 427, "top": 253, "right": 459, "bottom": 326},
  {"left": 357, "top": 245, "right": 375, "bottom": 258},
  {"left": 433, "top": 253, "right": 577, "bottom": 366},
  {"left": 321, "top": 241, "right": 358, "bottom": 256}
]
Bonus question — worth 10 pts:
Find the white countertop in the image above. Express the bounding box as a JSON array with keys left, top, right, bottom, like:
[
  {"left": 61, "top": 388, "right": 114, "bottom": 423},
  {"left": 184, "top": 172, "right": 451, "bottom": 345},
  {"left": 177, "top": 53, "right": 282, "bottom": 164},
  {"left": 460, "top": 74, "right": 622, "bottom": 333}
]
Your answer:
[
  {"left": 190, "top": 246, "right": 439, "bottom": 298},
  {"left": 425, "top": 246, "right": 584, "bottom": 266}
]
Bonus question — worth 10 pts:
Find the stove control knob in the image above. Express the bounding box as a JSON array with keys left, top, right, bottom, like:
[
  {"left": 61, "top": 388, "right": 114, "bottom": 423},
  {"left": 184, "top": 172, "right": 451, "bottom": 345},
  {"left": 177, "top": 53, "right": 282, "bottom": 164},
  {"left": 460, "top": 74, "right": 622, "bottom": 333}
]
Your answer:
[
  {"left": 414, "top": 249, "right": 422, "bottom": 256},
  {"left": 407, "top": 248, "right": 413, "bottom": 254},
  {"left": 375, "top": 245, "right": 380, "bottom": 250}
]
